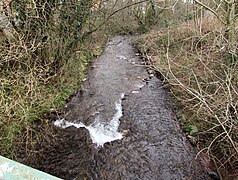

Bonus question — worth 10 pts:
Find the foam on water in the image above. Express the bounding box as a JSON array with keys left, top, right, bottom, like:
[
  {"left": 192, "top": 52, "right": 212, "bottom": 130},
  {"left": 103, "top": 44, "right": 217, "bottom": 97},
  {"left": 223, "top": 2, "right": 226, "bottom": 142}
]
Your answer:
[{"left": 54, "top": 94, "right": 124, "bottom": 147}]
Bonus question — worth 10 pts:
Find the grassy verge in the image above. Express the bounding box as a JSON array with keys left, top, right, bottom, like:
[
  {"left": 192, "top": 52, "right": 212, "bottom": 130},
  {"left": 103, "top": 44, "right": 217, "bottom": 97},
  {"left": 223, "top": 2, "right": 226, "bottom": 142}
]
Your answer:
[
  {"left": 136, "top": 17, "right": 238, "bottom": 179},
  {"left": 0, "top": 0, "right": 143, "bottom": 160},
  {"left": 0, "top": 29, "right": 106, "bottom": 157}
]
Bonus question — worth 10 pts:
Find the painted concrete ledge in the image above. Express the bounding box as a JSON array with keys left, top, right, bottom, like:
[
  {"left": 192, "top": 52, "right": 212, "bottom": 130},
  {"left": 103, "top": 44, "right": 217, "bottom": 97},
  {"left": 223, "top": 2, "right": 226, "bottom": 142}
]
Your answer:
[{"left": 0, "top": 156, "right": 62, "bottom": 180}]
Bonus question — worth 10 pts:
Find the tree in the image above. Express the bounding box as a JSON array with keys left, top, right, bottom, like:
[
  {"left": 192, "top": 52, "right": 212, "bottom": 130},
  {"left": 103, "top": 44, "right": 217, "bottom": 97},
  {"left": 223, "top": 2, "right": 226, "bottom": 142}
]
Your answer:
[{"left": 194, "top": 0, "right": 237, "bottom": 61}]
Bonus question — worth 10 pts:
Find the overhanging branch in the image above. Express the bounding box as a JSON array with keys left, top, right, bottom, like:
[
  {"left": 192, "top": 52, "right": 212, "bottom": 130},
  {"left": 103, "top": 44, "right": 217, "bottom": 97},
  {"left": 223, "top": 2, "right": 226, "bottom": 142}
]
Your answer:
[{"left": 82, "top": 0, "right": 149, "bottom": 39}]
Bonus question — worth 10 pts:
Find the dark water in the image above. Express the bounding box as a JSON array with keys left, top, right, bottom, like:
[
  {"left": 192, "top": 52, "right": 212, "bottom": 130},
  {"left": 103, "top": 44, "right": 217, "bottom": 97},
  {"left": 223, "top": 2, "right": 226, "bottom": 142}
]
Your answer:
[{"left": 19, "top": 36, "right": 210, "bottom": 179}]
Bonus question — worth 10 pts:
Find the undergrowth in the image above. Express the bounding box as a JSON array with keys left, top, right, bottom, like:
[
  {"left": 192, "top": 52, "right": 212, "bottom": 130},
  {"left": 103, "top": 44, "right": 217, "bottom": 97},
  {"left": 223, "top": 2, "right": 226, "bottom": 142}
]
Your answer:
[
  {"left": 0, "top": 40, "right": 103, "bottom": 157},
  {"left": 0, "top": 0, "right": 107, "bottom": 157},
  {"left": 137, "top": 17, "right": 238, "bottom": 179},
  {"left": 0, "top": 0, "right": 148, "bottom": 159}
]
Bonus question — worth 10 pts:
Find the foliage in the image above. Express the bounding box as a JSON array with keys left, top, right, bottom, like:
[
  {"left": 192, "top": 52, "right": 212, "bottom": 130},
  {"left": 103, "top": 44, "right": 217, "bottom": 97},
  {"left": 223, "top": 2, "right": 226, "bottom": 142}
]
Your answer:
[
  {"left": 0, "top": 0, "right": 97, "bottom": 156},
  {"left": 137, "top": 16, "right": 238, "bottom": 179},
  {"left": 136, "top": 1, "right": 238, "bottom": 177},
  {"left": 1, "top": 0, "right": 237, "bottom": 178}
]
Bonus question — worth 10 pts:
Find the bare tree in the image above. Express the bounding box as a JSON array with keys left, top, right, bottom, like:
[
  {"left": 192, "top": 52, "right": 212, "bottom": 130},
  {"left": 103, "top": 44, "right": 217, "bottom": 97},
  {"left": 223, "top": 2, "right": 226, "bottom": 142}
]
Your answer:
[{"left": 194, "top": 0, "right": 237, "bottom": 60}]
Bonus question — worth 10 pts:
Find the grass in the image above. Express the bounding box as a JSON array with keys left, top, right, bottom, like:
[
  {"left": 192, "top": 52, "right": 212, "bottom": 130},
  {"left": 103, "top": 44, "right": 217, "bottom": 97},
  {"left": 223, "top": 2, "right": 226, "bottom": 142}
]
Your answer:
[
  {"left": 2, "top": 1, "right": 237, "bottom": 178},
  {"left": 136, "top": 17, "right": 238, "bottom": 179},
  {"left": 0, "top": 28, "right": 105, "bottom": 157},
  {"left": 0, "top": 57, "right": 81, "bottom": 157},
  {"left": 0, "top": 0, "right": 137, "bottom": 159}
]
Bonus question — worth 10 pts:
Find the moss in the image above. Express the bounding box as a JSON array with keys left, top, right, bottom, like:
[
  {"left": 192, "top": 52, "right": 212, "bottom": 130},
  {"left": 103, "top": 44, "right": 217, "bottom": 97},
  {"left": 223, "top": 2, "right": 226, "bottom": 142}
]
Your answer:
[{"left": 0, "top": 46, "right": 99, "bottom": 156}]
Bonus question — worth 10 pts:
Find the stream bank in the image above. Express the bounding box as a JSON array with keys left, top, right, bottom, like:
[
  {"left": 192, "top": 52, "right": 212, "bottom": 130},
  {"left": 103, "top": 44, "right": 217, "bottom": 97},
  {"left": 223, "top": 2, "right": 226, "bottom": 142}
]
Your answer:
[{"left": 16, "top": 36, "right": 210, "bottom": 179}]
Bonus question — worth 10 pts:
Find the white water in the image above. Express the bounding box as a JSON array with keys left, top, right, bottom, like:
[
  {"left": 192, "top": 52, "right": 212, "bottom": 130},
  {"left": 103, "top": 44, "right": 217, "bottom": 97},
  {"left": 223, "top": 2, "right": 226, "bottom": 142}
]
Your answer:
[{"left": 54, "top": 94, "right": 124, "bottom": 147}]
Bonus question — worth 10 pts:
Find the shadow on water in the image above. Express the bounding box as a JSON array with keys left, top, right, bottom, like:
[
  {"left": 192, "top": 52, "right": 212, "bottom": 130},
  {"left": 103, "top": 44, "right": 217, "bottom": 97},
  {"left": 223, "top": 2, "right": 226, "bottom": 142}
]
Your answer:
[{"left": 17, "top": 36, "right": 211, "bottom": 179}]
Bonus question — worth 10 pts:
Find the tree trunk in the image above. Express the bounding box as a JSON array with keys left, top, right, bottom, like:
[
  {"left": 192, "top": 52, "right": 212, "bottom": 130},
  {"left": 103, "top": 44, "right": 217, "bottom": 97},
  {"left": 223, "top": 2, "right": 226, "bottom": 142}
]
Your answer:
[{"left": 226, "top": 0, "right": 236, "bottom": 56}]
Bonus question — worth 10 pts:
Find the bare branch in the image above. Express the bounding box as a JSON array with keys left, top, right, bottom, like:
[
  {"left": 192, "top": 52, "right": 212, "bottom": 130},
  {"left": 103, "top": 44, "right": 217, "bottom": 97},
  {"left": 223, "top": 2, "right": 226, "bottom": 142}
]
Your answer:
[{"left": 194, "top": 0, "right": 226, "bottom": 24}]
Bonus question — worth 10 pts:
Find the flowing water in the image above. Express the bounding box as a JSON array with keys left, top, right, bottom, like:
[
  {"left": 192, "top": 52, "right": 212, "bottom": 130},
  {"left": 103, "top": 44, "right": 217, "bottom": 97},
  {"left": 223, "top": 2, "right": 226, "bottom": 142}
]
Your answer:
[
  {"left": 54, "top": 36, "right": 149, "bottom": 147},
  {"left": 21, "top": 36, "right": 211, "bottom": 179}
]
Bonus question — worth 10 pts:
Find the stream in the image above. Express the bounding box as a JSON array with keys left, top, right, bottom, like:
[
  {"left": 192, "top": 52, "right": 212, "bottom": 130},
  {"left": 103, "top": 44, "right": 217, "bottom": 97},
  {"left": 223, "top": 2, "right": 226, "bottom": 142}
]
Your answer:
[{"left": 23, "top": 36, "right": 210, "bottom": 179}]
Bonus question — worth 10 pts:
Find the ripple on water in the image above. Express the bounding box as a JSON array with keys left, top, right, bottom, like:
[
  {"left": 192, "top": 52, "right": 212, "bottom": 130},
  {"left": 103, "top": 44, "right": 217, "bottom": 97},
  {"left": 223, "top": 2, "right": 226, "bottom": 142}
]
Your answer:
[{"left": 54, "top": 94, "right": 125, "bottom": 147}]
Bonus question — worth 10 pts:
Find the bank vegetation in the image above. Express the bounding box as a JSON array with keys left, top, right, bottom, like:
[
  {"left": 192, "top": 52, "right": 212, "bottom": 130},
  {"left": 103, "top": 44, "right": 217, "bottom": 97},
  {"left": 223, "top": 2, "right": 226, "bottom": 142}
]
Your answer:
[
  {"left": 0, "top": 0, "right": 237, "bottom": 179},
  {"left": 137, "top": 0, "right": 238, "bottom": 179}
]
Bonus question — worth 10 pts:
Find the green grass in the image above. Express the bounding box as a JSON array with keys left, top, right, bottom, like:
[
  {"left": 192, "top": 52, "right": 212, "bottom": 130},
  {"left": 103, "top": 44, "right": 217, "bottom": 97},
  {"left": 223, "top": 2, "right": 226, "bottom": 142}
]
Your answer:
[{"left": 0, "top": 46, "right": 101, "bottom": 157}]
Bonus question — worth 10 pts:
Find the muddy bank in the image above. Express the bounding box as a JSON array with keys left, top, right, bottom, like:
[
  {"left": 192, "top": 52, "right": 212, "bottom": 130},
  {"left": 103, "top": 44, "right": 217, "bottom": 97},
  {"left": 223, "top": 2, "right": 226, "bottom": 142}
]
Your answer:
[{"left": 15, "top": 36, "right": 210, "bottom": 179}]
